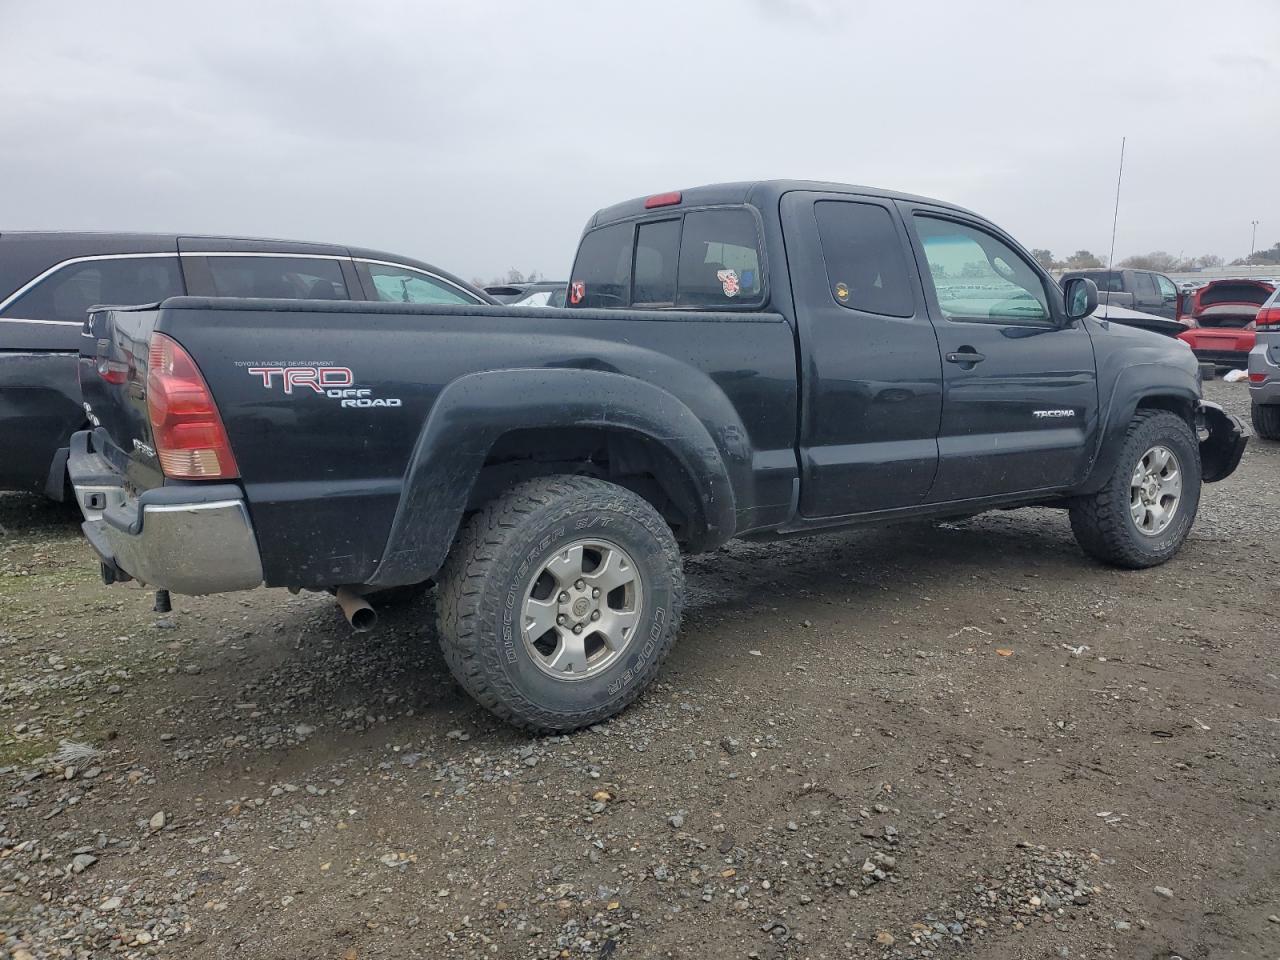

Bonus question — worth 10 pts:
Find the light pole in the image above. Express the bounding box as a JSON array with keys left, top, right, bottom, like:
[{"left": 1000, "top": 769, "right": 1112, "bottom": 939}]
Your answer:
[{"left": 1251, "top": 220, "right": 1259, "bottom": 277}]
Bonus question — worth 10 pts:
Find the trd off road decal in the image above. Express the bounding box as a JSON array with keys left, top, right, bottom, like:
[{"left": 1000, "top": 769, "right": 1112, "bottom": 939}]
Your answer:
[{"left": 237, "top": 362, "right": 402, "bottom": 408}]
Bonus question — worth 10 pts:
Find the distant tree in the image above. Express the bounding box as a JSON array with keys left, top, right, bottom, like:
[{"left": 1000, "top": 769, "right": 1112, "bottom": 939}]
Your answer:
[
  {"left": 1195, "top": 254, "right": 1224, "bottom": 268},
  {"left": 1245, "top": 242, "right": 1280, "bottom": 265},
  {"left": 1119, "top": 251, "right": 1180, "bottom": 272},
  {"left": 1064, "top": 250, "right": 1104, "bottom": 269},
  {"left": 1030, "top": 248, "right": 1059, "bottom": 270}
]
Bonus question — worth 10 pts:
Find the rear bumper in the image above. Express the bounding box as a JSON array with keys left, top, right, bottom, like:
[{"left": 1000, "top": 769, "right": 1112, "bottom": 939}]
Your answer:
[
  {"left": 1178, "top": 329, "right": 1256, "bottom": 368},
  {"left": 67, "top": 431, "right": 263, "bottom": 594},
  {"left": 1197, "top": 401, "right": 1247, "bottom": 483}
]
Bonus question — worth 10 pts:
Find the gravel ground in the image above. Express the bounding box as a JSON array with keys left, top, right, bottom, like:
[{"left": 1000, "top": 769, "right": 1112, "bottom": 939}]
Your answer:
[{"left": 0, "top": 380, "right": 1276, "bottom": 960}]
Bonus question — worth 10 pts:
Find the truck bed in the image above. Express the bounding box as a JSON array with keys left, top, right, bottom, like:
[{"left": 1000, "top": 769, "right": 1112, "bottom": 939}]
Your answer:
[{"left": 79, "top": 297, "right": 800, "bottom": 589}]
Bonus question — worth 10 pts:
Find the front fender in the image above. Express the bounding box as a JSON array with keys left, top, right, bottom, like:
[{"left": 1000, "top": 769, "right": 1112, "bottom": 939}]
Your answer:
[
  {"left": 366, "top": 368, "right": 739, "bottom": 587},
  {"left": 1079, "top": 359, "right": 1200, "bottom": 495}
]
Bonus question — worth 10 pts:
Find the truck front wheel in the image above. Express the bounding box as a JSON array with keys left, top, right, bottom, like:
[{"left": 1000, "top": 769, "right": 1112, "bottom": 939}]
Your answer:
[
  {"left": 436, "top": 475, "right": 684, "bottom": 732},
  {"left": 1069, "top": 410, "right": 1201, "bottom": 568}
]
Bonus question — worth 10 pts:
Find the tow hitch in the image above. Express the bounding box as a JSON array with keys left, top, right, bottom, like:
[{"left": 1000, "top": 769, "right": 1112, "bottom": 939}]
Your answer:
[{"left": 1198, "top": 401, "right": 1247, "bottom": 482}]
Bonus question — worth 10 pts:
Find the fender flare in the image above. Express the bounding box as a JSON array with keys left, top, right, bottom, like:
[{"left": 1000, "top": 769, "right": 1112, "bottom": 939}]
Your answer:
[
  {"left": 1078, "top": 361, "right": 1200, "bottom": 495},
  {"left": 366, "top": 368, "right": 739, "bottom": 587}
]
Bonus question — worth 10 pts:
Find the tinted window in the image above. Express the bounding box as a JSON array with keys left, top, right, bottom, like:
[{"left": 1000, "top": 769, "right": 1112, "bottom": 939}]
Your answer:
[
  {"left": 1, "top": 256, "right": 183, "bottom": 322},
  {"left": 1133, "top": 272, "right": 1159, "bottom": 298},
  {"left": 915, "top": 217, "right": 1050, "bottom": 323},
  {"left": 677, "top": 209, "right": 763, "bottom": 306},
  {"left": 206, "top": 256, "right": 348, "bottom": 300},
  {"left": 1074, "top": 270, "right": 1123, "bottom": 293},
  {"left": 633, "top": 219, "right": 680, "bottom": 304},
  {"left": 569, "top": 223, "right": 632, "bottom": 308},
  {"left": 814, "top": 201, "right": 913, "bottom": 317},
  {"left": 365, "top": 263, "right": 476, "bottom": 304}
]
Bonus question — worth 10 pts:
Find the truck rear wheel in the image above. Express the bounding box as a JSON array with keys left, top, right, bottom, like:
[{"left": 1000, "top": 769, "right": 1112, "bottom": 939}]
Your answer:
[
  {"left": 436, "top": 475, "right": 684, "bottom": 732},
  {"left": 1251, "top": 401, "right": 1280, "bottom": 440},
  {"left": 1069, "top": 410, "right": 1201, "bottom": 568}
]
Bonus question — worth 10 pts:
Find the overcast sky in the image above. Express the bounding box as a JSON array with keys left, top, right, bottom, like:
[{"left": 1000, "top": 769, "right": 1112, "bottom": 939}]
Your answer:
[{"left": 2, "top": 0, "right": 1277, "bottom": 281}]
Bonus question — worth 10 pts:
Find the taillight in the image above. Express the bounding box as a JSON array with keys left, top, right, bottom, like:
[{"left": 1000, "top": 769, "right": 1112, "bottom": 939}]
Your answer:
[
  {"left": 1256, "top": 306, "right": 1280, "bottom": 327},
  {"left": 1250, "top": 373, "right": 1266, "bottom": 383},
  {"left": 146, "top": 333, "right": 238, "bottom": 479}
]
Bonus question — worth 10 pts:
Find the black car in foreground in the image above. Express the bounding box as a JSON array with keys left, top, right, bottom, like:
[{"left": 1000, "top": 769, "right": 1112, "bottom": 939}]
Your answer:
[
  {"left": 68, "top": 181, "right": 1245, "bottom": 732},
  {"left": 0, "top": 232, "right": 489, "bottom": 496}
]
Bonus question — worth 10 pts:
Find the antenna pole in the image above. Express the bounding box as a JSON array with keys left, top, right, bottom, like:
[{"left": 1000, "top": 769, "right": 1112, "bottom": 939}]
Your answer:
[{"left": 1105, "top": 136, "right": 1126, "bottom": 312}]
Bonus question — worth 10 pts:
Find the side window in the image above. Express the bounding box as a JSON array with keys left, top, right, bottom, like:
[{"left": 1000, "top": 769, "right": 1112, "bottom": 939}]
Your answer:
[
  {"left": 1155, "top": 274, "right": 1178, "bottom": 300},
  {"left": 632, "top": 219, "right": 680, "bottom": 305},
  {"left": 364, "top": 263, "right": 476, "bottom": 304},
  {"left": 1133, "top": 272, "right": 1158, "bottom": 299},
  {"left": 677, "top": 208, "right": 763, "bottom": 306},
  {"left": 205, "top": 256, "right": 349, "bottom": 300},
  {"left": 914, "top": 217, "right": 1050, "bottom": 323},
  {"left": 814, "top": 201, "right": 914, "bottom": 317},
  {"left": 1, "top": 256, "right": 183, "bottom": 322},
  {"left": 568, "top": 222, "right": 632, "bottom": 308}
]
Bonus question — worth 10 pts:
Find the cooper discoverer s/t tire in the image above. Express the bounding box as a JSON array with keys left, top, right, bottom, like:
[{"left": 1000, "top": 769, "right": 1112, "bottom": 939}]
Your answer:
[
  {"left": 1069, "top": 410, "right": 1201, "bottom": 569},
  {"left": 1251, "top": 401, "right": 1280, "bottom": 440},
  {"left": 436, "top": 475, "right": 684, "bottom": 732}
]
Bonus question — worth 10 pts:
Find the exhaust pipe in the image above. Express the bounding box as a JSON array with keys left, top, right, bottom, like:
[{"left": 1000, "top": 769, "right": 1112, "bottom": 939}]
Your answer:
[{"left": 336, "top": 587, "right": 377, "bottom": 633}]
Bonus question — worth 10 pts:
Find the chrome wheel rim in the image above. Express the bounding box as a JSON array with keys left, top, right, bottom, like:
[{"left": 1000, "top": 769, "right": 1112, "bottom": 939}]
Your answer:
[
  {"left": 1130, "top": 444, "right": 1183, "bottom": 536},
  {"left": 521, "top": 538, "right": 644, "bottom": 681}
]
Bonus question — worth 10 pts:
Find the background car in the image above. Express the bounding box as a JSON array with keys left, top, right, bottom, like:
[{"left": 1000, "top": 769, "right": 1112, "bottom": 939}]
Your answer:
[
  {"left": 1247, "top": 286, "right": 1280, "bottom": 438},
  {"left": 1177, "top": 277, "right": 1276, "bottom": 373},
  {"left": 0, "top": 231, "right": 490, "bottom": 498},
  {"left": 509, "top": 281, "right": 568, "bottom": 307},
  {"left": 1058, "top": 267, "right": 1182, "bottom": 334}
]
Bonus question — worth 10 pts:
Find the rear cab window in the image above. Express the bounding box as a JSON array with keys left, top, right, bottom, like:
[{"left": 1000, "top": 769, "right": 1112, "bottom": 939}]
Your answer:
[{"left": 569, "top": 206, "right": 765, "bottom": 310}]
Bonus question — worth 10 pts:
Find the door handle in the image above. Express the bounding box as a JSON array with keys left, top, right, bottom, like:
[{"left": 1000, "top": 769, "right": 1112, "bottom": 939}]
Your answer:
[{"left": 945, "top": 349, "right": 986, "bottom": 365}]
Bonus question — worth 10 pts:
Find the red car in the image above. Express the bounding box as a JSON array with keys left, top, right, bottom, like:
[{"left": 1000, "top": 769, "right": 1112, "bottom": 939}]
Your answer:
[{"left": 1177, "top": 278, "right": 1276, "bottom": 371}]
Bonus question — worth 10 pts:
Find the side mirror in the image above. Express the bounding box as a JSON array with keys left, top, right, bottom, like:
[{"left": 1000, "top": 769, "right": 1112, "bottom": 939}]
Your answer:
[{"left": 1064, "top": 277, "right": 1099, "bottom": 321}]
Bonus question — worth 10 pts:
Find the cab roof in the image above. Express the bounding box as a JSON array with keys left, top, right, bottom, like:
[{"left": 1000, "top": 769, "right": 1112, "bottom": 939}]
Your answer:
[{"left": 586, "top": 180, "right": 977, "bottom": 229}]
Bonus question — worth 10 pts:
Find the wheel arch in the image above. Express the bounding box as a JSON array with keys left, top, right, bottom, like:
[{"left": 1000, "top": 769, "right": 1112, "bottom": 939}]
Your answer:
[
  {"left": 1079, "top": 362, "right": 1200, "bottom": 496},
  {"left": 365, "top": 368, "right": 739, "bottom": 587}
]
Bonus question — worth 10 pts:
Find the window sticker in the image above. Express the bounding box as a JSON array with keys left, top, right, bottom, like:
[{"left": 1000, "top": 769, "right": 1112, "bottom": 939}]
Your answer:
[
  {"left": 716, "top": 269, "right": 740, "bottom": 298},
  {"left": 570, "top": 281, "right": 586, "bottom": 305}
]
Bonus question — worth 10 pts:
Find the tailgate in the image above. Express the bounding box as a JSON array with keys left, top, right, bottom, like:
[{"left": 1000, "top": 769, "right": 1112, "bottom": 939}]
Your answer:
[{"left": 80, "top": 305, "right": 165, "bottom": 491}]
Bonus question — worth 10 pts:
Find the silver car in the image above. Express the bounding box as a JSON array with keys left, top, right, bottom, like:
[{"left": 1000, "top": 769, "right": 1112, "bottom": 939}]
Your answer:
[{"left": 1249, "top": 285, "right": 1280, "bottom": 438}]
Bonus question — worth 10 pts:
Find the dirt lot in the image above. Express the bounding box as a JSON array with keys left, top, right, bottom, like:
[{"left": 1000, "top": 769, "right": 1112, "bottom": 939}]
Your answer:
[{"left": 1, "top": 380, "right": 1276, "bottom": 960}]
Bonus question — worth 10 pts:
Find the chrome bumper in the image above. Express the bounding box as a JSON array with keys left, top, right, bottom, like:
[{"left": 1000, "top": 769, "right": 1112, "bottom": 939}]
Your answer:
[{"left": 67, "top": 431, "right": 264, "bottom": 595}]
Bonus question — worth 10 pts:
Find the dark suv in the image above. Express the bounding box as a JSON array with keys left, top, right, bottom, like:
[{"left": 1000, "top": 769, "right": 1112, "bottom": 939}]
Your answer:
[{"left": 0, "top": 232, "right": 488, "bottom": 497}]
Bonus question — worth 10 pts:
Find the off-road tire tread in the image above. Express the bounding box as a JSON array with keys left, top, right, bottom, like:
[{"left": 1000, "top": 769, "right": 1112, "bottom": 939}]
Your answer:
[
  {"left": 1250, "top": 402, "right": 1280, "bottom": 440},
  {"left": 436, "top": 475, "right": 683, "bottom": 733},
  {"left": 1069, "top": 410, "right": 1199, "bottom": 569}
]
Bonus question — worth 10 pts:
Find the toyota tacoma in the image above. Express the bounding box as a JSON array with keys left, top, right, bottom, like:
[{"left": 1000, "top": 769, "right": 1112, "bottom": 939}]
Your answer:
[{"left": 67, "top": 181, "right": 1246, "bottom": 731}]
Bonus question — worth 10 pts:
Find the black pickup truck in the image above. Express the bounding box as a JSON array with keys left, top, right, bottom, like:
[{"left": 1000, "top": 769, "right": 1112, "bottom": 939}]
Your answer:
[{"left": 68, "top": 181, "right": 1246, "bottom": 732}]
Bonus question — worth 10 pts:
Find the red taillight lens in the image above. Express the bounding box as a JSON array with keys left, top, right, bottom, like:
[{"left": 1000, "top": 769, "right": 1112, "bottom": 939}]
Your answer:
[
  {"left": 1250, "top": 373, "right": 1266, "bottom": 383},
  {"left": 1256, "top": 306, "right": 1280, "bottom": 327},
  {"left": 644, "top": 191, "right": 682, "bottom": 209},
  {"left": 146, "top": 333, "right": 238, "bottom": 479}
]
